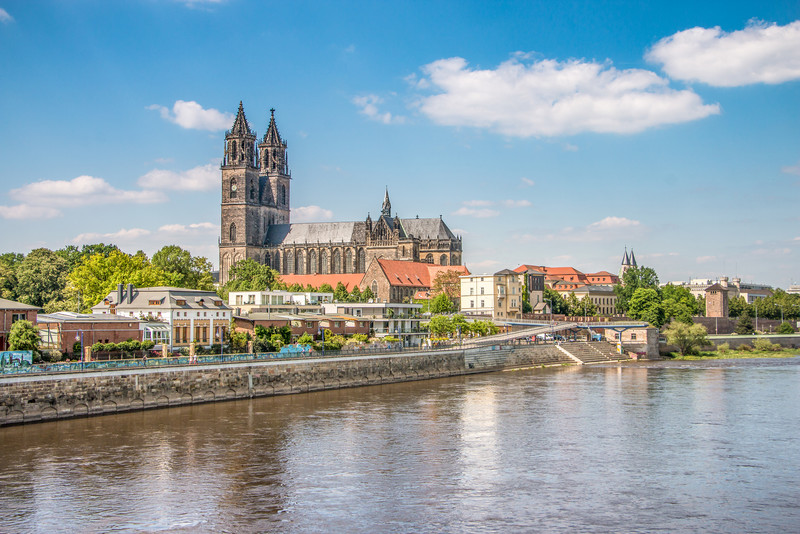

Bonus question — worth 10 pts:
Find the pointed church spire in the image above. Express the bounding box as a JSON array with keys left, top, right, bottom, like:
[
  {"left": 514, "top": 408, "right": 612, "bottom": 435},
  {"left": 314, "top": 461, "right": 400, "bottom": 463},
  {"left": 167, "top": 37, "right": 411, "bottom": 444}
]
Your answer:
[
  {"left": 381, "top": 187, "right": 391, "bottom": 217},
  {"left": 230, "top": 101, "right": 252, "bottom": 136},
  {"left": 263, "top": 107, "right": 283, "bottom": 145},
  {"left": 621, "top": 246, "right": 630, "bottom": 266},
  {"left": 629, "top": 249, "right": 637, "bottom": 267}
]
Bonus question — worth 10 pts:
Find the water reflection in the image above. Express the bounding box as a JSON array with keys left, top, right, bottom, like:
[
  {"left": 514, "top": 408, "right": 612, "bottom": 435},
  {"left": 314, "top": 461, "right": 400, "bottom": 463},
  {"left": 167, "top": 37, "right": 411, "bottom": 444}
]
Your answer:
[{"left": 1, "top": 358, "right": 799, "bottom": 532}]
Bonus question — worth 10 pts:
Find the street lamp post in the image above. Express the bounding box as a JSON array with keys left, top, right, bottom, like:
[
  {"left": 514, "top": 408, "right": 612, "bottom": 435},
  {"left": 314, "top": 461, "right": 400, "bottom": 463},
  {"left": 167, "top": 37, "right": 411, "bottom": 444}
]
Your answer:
[{"left": 75, "top": 330, "right": 84, "bottom": 368}]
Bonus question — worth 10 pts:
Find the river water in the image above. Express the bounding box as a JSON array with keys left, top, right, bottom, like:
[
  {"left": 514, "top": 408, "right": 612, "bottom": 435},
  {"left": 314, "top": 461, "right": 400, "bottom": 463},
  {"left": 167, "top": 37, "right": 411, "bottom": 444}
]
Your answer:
[{"left": 1, "top": 357, "right": 799, "bottom": 533}]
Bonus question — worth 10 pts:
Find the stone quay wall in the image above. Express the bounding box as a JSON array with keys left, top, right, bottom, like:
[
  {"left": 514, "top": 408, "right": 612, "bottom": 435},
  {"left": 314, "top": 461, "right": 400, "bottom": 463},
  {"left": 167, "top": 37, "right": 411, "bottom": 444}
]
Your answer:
[{"left": 0, "top": 344, "right": 575, "bottom": 427}]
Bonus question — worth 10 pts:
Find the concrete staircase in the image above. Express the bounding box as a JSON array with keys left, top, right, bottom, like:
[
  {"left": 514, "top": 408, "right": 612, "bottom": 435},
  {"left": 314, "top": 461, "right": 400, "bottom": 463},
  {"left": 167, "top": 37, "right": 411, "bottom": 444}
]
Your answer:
[{"left": 558, "top": 341, "right": 627, "bottom": 364}]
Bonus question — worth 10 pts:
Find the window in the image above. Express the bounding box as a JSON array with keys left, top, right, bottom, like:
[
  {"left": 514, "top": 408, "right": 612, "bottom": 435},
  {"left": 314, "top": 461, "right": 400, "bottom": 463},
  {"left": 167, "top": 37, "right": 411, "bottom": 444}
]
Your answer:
[
  {"left": 480, "top": 287, "right": 484, "bottom": 295},
  {"left": 149, "top": 300, "right": 160, "bottom": 305},
  {"left": 176, "top": 300, "right": 187, "bottom": 306},
  {"left": 470, "top": 300, "right": 474, "bottom": 308},
  {"left": 229, "top": 223, "right": 236, "bottom": 242},
  {"left": 470, "top": 288, "right": 474, "bottom": 295},
  {"left": 480, "top": 300, "right": 484, "bottom": 308},
  {"left": 11, "top": 313, "right": 25, "bottom": 323},
  {"left": 631, "top": 333, "right": 637, "bottom": 341}
]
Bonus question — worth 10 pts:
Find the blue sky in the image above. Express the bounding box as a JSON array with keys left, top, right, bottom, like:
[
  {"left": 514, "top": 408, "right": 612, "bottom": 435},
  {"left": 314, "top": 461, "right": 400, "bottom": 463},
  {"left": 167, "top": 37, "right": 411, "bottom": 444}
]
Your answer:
[{"left": 1, "top": 0, "right": 798, "bottom": 288}]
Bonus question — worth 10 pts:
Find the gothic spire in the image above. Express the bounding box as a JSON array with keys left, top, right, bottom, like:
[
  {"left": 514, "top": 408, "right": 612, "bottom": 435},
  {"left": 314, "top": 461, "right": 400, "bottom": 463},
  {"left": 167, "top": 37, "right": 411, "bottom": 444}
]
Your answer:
[
  {"left": 381, "top": 187, "right": 391, "bottom": 217},
  {"left": 629, "top": 249, "right": 637, "bottom": 267},
  {"left": 621, "top": 247, "right": 630, "bottom": 266},
  {"left": 229, "top": 101, "right": 252, "bottom": 137},
  {"left": 263, "top": 107, "right": 283, "bottom": 145}
]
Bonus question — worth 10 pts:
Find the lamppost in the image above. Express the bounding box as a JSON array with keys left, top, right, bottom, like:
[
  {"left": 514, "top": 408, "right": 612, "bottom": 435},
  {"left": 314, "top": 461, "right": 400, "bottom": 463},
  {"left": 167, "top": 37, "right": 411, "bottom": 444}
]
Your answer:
[{"left": 75, "top": 330, "right": 84, "bottom": 367}]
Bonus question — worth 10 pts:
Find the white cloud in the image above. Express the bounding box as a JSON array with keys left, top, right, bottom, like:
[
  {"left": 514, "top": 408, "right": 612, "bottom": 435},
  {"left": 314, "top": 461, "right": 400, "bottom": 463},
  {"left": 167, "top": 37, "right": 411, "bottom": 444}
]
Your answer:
[
  {"left": 782, "top": 161, "right": 800, "bottom": 176},
  {"left": 503, "top": 199, "right": 531, "bottom": 208},
  {"left": 646, "top": 20, "right": 800, "bottom": 87},
  {"left": 414, "top": 54, "right": 719, "bottom": 137},
  {"left": 453, "top": 207, "right": 500, "bottom": 218},
  {"left": 451, "top": 228, "right": 468, "bottom": 236},
  {"left": 158, "top": 222, "right": 218, "bottom": 234},
  {"left": 0, "top": 204, "right": 60, "bottom": 220},
  {"left": 463, "top": 199, "right": 494, "bottom": 207},
  {"left": 696, "top": 255, "right": 716, "bottom": 264},
  {"left": 73, "top": 228, "right": 152, "bottom": 244},
  {"left": 138, "top": 162, "right": 219, "bottom": 191},
  {"left": 147, "top": 100, "right": 233, "bottom": 131},
  {"left": 563, "top": 143, "right": 579, "bottom": 152},
  {"left": 0, "top": 7, "right": 13, "bottom": 23},
  {"left": 292, "top": 205, "right": 334, "bottom": 223},
  {"left": 588, "top": 216, "right": 641, "bottom": 230},
  {"left": 520, "top": 177, "right": 535, "bottom": 187},
  {"left": 352, "top": 94, "right": 406, "bottom": 125},
  {"left": 10, "top": 175, "right": 167, "bottom": 209}
]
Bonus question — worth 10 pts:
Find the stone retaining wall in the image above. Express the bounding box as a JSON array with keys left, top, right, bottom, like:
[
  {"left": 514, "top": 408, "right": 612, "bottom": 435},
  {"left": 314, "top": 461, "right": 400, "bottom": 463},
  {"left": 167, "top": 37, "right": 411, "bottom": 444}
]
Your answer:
[{"left": 1, "top": 344, "right": 584, "bottom": 426}]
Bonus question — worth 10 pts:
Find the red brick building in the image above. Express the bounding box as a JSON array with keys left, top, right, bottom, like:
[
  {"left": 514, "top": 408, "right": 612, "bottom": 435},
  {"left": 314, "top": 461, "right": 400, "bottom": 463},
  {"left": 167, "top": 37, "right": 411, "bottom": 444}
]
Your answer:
[
  {"left": 38, "top": 312, "right": 143, "bottom": 355},
  {"left": 0, "top": 298, "right": 39, "bottom": 351}
]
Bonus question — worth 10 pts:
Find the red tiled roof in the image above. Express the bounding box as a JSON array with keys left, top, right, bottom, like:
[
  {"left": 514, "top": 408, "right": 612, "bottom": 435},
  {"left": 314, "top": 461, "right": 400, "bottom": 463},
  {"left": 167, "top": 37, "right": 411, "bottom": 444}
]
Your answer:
[
  {"left": 279, "top": 273, "right": 364, "bottom": 291},
  {"left": 376, "top": 259, "right": 470, "bottom": 288}
]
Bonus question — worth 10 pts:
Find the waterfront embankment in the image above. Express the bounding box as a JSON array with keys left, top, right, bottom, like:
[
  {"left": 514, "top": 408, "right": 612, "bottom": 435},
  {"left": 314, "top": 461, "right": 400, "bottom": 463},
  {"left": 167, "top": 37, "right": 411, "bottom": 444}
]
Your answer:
[{"left": 1, "top": 343, "right": 582, "bottom": 426}]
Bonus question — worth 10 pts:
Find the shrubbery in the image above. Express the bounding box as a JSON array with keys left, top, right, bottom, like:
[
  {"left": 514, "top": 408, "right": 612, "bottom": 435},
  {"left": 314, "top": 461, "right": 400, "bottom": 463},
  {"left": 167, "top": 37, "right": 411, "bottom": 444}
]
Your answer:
[
  {"left": 753, "top": 338, "right": 781, "bottom": 352},
  {"left": 717, "top": 342, "right": 730, "bottom": 352}
]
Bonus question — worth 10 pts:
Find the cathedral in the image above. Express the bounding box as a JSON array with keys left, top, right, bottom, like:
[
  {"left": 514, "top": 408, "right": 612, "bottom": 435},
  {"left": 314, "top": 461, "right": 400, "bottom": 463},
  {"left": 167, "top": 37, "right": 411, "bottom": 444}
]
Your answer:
[{"left": 219, "top": 103, "right": 462, "bottom": 284}]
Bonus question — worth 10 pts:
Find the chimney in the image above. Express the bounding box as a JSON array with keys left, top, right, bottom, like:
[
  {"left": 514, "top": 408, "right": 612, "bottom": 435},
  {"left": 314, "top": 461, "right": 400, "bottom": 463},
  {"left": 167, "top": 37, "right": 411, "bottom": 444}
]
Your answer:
[
  {"left": 117, "top": 283, "right": 123, "bottom": 304},
  {"left": 127, "top": 283, "right": 134, "bottom": 304}
]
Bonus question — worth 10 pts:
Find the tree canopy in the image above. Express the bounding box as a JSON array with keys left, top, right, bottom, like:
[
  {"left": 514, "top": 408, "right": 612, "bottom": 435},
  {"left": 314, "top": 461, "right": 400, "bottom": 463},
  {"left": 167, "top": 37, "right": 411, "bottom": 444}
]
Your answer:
[
  {"left": 664, "top": 322, "right": 709, "bottom": 356},
  {"left": 613, "top": 266, "right": 659, "bottom": 314},
  {"left": 223, "top": 259, "right": 279, "bottom": 295},
  {"left": 8, "top": 319, "right": 40, "bottom": 353},
  {"left": 628, "top": 287, "right": 666, "bottom": 327}
]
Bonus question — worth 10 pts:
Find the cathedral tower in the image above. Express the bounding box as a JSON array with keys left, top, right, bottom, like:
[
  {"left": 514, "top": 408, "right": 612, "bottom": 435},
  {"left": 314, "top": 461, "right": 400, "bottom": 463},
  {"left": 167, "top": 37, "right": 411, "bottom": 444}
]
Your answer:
[
  {"left": 220, "top": 102, "right": 261, "bottom": 284},
  {"left": 258, "top": 108, "right": 291, "bottom": 225}
]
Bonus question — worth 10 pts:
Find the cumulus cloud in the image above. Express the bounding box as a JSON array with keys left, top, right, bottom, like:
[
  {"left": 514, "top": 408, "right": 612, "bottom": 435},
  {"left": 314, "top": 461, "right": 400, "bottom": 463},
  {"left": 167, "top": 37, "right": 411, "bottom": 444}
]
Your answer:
[
  {"left": 9, "top": 175, "right": 167, "bottom": 211},
  {"left": 73, "top": 228, "right": 152, "bottom": 244},
  {"left": 646, "top": 20, "right": 800, "bottom": 87},
  {"left": 453, "top": 206, "right": 500, "bottom": 218},
  {"left": 0, "top": 204, "right": 60, "bottom": 220},
  {"left": 520, "top": 177, "right": 535, "bottom": 187},
  {"left": 352, "top": 94, "right": 406, "bottom": 124},
  {"left": 292, "top": 205, "right": 334, "bottom": 223},
  {"left": 147, "top": 100, "right": 233, "bottom": 131},
  {"left": 414, "top": 54, "right": 719, "bottom": 137},
  {"left": 588, "top": 216, "right": 641, "bottom": 230},
  {"left": 513, "top": 216, "right": 645, "bottom": 243},
  {"left": 138, "top": 162, "right": 219, "bottom": 191},
  {"left": 463, "top": 200, "right": 494, "bottom": 207},
  {"left": 158, "top": 222, "right": 218, "bottom": 234},
  {"left": 503, "top": 199, "right": 532, "bottom": 208},
  {"left": 696, "top": 255, "right": 716, "bottom": 264},
  {"left": 782, "top": 161, "right": 800, "bottom": 176},
  {"left": 0, "top": 7, "right": 13, "bottom": 23}
]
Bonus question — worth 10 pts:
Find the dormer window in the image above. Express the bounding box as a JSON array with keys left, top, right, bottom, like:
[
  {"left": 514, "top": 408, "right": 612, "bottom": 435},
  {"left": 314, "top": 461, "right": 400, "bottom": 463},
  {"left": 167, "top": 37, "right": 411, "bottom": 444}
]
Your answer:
[
  {"left": 148, "top": 300, "right": 160, "bottom": 305},
  {"left": 176, "top": 299, "right": 187, "bottom": 306}
]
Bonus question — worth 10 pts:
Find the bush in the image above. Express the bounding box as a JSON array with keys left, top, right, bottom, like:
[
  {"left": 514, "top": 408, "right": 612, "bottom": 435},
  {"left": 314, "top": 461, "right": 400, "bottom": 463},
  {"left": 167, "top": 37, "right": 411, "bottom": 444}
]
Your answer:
[
  {"left": 717, "top": 342, "right": 730, "bottom": 353},
  {"left": 738, "top": 344, "right": 752, "bottom": 351},
  {"left": 753, "top": 338, "right": 780, "bottom": 352},
  {"left": 777, "top": 322, "right": 796, "bottom": 334}
]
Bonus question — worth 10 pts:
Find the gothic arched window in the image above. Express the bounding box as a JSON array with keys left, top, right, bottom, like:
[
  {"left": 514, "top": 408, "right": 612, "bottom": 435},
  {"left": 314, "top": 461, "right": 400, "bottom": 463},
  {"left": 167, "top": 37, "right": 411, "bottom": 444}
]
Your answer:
[
  {"left": 333, "top": 250, "right": 341, "bottom": 274},
  {"left": 371, "top": 281, "right": 378, "bottom": 298},
  {"left": 229, "top": 223, "right": 236, "bottom": 243},
  {"left": 264, "top": 252, "right": 271, "bottom": 266},
  {"left": 250, "top": 182, "right": 255, "bottom": 200},
  {"left": 280, "top": 184, "right": 286, "bottom": 205},
  {"left": 425, "top": 253, "right": 433, "bottom": 264},
  {"left": 320, "top": 249, "right": 329, "bottom": 274},
  {"left": 273, "top": 251, "right": 281, "bottom": 271},
  {"left": 296, "top": 250, "right": 305, "bottom": 275},
  {"left": 309, "top": 250, "right": 317, "bottom": 274},
  {"left": 345, "top": 249, "right": 353, "bottom": 273},
  {"left": 285, "top": 250, "right": 294, "bottom": 274},
  {"left": 440, "top": 254, "right": 448, "bottom": 266},
  {"left": 357, "top": 249, "right": 366, "bottom": 272}
]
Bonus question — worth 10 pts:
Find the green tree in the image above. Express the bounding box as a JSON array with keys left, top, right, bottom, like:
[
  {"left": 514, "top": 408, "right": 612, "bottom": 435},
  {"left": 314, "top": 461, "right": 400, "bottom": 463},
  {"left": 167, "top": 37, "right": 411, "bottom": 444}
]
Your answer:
[
  {"left": 613, "top": 266, "right": 659, "bottom": 314},
  {"left": 628, "top": 287, "right": 666, "bottom": 327},
  {"left": 319, "top": 283, "right": 334, "bottom": 294},
  {"left": 69, "top": 250, "right": 167, "bottom": 311},
  {"left": 734, "top": 315, "right": 754, "bottom": 335},
  {"left": 430, "top": 292, "right": 454, "bottom": 315},
  {"left": 662, "top": 284, "right": 701, "bottom": 324},
  {"left": 427, "top": 315, "right": 454, "bottom": 337},
  {"left": 362, "top": 286, "right": 375, "bottom": 302},
  {"left": 334, "top": 282, "right": 349, "bottom": 302},
  {"left": 152, "top": 245, "right": 214, "bottom": 290},
  {"left": 8, "top": 319, "right": 40, "bottom": 353},
  {"left": 349, "top": 285, "right": 362, "bottom": 302},
  {"left": 0, "top": 252, "right": 23, "bottom": 300},
  {"left": 297, "top": 332, "right": 314, "bottom": 345},
  {"left": 16, "top": 248, "right": 70, "bottom": 308},
  {"left": 224, "top": 259, "right": 279, "bottom": 295},
  {"left": 431, "top": 270, "right": 461, "bottom": 304},
  {"left": 543, "top": 287, "right": 568, "bottom": 315},
  {"left": 777, "top": 322, "right": 796, "bottom": 334},
  {"left": 728, "top": 295, "right": 750, "bottom": 318},
  {"left": 664, "top": 322, "right": 710, "bottom": 356}
]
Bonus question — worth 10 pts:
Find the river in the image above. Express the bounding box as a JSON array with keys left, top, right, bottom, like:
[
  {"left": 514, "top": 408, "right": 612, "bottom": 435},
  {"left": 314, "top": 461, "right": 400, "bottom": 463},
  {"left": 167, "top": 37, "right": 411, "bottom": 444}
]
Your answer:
[{"left": 1, "top": 357, "right": 799, "bottom": 533}]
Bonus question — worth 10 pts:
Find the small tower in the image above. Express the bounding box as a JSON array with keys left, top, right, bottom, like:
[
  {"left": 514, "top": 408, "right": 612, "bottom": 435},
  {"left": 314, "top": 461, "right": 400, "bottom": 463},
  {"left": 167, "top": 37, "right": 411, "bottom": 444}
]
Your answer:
[
  {"left": 220, "top": 102, "right": 260, "bottom": 285},
  {"left": 381, "top": 187, "right": 391, "bottom": 217},
  {"left": 258, "top": 108, "right": 291, "bottom": 224},
  {"left": 619, "top": 247, "right": 637, "bottom": 279},
  {"left": 705, "top": 283, "right": 729, "bottom": 318}
]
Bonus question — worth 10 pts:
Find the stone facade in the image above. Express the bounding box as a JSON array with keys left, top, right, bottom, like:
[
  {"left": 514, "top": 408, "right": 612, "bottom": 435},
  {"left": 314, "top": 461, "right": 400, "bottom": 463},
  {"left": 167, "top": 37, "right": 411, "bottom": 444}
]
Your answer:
[
  {"left": 705, "top": 283, "right": 729, "bottom": 318},
  {"left": 219, "top": 103, "right": 462, "bottom": 284}
]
